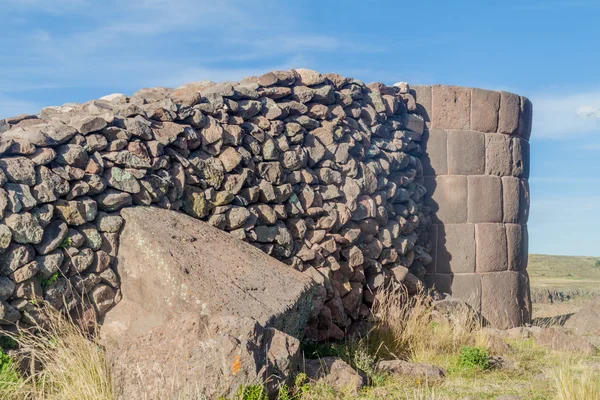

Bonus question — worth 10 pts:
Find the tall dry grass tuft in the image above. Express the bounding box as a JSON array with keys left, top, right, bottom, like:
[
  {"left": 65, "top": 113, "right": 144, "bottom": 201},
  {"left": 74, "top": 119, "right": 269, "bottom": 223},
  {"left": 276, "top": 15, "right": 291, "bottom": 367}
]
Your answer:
[
  {"left": 0, "top": 308, "right": 113, "bottom": 400},
  {"left": 549, "top": 361, "right": 600, "bottom": 400},
  {"left": 368, "top": 285, "right": 485, "bottom": 362}
]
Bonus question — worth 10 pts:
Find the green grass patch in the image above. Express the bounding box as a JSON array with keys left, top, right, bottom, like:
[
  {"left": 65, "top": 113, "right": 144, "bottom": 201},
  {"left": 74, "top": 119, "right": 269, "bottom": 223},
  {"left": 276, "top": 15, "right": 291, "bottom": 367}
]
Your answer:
[
  {"left": 457, "top": 346, "right": 490, "bottom": 371},
  {"left": 0, "top": 349, "right": 21, "bottom": 390},
  {"left": 40, "top": 271, "right": 60, "bottom": 288}
]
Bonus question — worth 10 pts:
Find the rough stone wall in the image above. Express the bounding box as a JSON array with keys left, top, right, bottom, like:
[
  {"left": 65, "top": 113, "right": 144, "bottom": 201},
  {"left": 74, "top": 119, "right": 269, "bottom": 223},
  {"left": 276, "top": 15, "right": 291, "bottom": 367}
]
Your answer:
[
  {"left": 413, "top": 85, "right": 532, "bottom": 329},
  {"left": 0, "top": 69, "right": 430, "bottom": 341}
]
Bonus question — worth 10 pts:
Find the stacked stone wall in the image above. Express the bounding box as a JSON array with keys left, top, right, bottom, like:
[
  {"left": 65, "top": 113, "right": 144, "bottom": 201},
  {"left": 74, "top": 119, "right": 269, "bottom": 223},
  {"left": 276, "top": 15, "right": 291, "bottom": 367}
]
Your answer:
[
  {"left": 0, "top": 69, "right": 430, "bottom": 340},
  {"left": 413, "top": 85, "right": 532, "bottom": 328}
]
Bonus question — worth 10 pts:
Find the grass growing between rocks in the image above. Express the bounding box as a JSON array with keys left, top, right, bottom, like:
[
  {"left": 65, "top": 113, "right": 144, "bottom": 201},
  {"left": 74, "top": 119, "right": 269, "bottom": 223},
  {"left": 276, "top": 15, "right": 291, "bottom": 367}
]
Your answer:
[
  {"left": 294, "top": 287, "right": 600, "bottom": 400},
  {"left": 0, "top": 311, "right": 113, "bottom": 400},
  {"left": 1, "top": 289, "right": 599, "bottom": 399}
]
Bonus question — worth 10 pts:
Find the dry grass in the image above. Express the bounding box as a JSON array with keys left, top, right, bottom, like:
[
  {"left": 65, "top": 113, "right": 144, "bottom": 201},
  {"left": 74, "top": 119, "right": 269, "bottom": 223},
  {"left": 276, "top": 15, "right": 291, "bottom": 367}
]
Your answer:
[
  {"left": 0, "top": 310, "right": 113, "bottom": 400},
  {"left": 297, "top": 285, "right": 600, "bottom": 400},
  {"left": 0, "top": 286, "right": 599, "bottom": 399},
  {"left": 548, "top": 361, "right": 600, "bottom": 400},
  {"left": 368, "top": 286, "right": 487, "bottom": 363}
]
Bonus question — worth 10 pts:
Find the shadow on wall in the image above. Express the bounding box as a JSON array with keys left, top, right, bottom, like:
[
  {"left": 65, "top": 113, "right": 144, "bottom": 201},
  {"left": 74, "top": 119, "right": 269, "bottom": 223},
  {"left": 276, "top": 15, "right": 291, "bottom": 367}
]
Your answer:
[{"left": 412, "top": 84, "right": 533, "bottom": 329}]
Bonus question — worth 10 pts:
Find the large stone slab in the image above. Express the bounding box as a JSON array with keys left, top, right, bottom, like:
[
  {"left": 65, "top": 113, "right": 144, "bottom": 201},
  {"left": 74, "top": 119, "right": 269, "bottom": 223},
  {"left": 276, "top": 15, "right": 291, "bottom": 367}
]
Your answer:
[
  {"left": 110, "top": 313, "right": 301, "bottom": 399},
  {"left": 431, "top": 85, "right": 471, "bottom": 130},
  {"left": 425, "top": 175, "right": 468, "bottom": 224},
  {"left": 102, "top": 206, "right": 317, "bottom": 339},
  {"left": 447, "top": 130, "right": 485, "bottom": 175},
  {"left": 471, "top": 88, "right": 500, "bottom": 133},
  {"left": 468, "top": 175, "right": 503, "bottom": 223},
  {"left": 421, "top": 129, "right": 447, "bottom": 176},
  {"left": 436, "top": 223, "right": 476, "bottom": 274}
]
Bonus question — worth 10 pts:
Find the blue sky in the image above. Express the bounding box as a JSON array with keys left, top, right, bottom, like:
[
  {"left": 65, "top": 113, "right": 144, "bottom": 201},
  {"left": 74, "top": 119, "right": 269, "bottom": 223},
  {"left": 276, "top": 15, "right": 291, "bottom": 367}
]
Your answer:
[{"left": 1, "top": 0, "right": 599, "bottom": 256}]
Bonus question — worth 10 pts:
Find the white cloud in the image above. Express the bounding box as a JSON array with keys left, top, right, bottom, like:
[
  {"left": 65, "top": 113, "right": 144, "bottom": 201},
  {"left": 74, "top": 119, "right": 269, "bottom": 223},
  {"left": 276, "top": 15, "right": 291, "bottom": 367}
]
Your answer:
[
  {"left": 0, "top": 0, "right": 349, "bottom": 95},
  {"left": 530, "top": 90, "right": 600, "bottom": 139}
]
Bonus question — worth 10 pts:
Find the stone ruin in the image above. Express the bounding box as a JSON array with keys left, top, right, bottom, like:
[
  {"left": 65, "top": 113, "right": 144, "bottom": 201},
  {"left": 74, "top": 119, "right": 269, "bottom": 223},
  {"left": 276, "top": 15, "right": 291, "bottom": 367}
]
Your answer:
[{"left": 0, "top": 69, "right": 532, "bottom": 343}]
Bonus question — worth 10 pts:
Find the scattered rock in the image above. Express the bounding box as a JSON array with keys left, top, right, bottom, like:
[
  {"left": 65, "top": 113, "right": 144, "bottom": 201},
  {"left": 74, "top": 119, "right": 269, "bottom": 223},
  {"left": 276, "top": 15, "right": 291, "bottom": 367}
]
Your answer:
[
  {"left": 303, "top": 357, "right": 364, "bottom": 393},
  {"left": 376, "top": 359, "right": 445, "bottom": 380}
]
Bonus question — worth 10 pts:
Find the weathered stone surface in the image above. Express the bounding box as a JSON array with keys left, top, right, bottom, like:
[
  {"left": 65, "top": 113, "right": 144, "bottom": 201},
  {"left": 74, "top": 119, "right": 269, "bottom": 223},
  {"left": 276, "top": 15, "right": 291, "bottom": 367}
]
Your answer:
[
  {"left": 304, "top": 357, "right": 364, "bottom": 393},
  {"left": 471, "top": 89, "right": 500, "bottom": 133},
  {"left": 96, "top": 190, "right": 132, "bottom": 211},
  {"left": 468, "top": 176, "right": 503, "bottom": 223},
  {"left": 431, "top": 85, "right": 471, "bottom": 130},
  {"left": 425, "top": 175, "right": 468, "bottom": 224},
  {"left": 55, "top": 199, "right": 97, "bottom": 225},
  {"left": 481, "top": 271, "right": 529, "bottom": 329},
  {"left": 102, "top": 207, "right": 316, "bottom": 339},
  {"left": 108, "top": 313, "right": 301, "bottom": 399},
  {"left": 105, "top": 167, "right": 140, "bottom": 194},
  {"left": 36, "top": 251, "right": 64, "bottom": 279},
  {"left": 475, "top": 223, "right": 508, "bottom": 274},
  {"left": 506, "top": 224, "right": 527, "bottom": 272},
  {"left": 421, "top": 129, "right": 447, "bottom": 176},
  {"left": 447, "top": 130, "right": 485, "bottom": 175},
  {"left": 34, "top": 220, "right": 68, "bottom": 255},
  {"left": 0, "top": 157, "right": 36, "bottom": 185},
  {"left": 564, "top": 297, "right": 600, "bottom": 335},
  {"left": 294, "top": 68, "right": 325, "bottom": 86},
  {"left": 0, "top": 225, "right": 12, "bottom": 253},
  {"left": 376, "top": 360, "right": 445, "bottom": 380},
  {"left": 94, "top": 212, "right": 124, "bottom": 233},
  {"left": 485, "top": 134, "right": 513, "bottom": 176},
  {"left": 0, "top": 277, "right": 16, "bottom": 301},
  {"left": 436, "top": 223, "right": 476, "bottom": 274},
  {"left": 534, "top": 327, "right": 597, "bottom": 355},
  {"left": 499, "top": 91, "right": 520, "bottom": 135},
  {"left": 4, "top": 213, "right": 43, "bottom": 244}
]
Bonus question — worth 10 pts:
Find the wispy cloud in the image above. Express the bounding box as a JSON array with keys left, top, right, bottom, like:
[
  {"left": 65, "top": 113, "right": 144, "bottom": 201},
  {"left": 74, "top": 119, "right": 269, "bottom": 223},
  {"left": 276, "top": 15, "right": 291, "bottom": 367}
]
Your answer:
[
  {"left": 0, "top": 94, "right": 40, "bottom": 118},
  {"left": 530, "top": 90, "right": 600, "bottom": 139}
]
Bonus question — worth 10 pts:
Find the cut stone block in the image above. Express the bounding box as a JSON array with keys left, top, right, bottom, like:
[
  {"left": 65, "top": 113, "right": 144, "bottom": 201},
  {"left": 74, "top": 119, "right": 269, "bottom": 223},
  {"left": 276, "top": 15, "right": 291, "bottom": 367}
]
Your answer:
[
  {"left": 485, "top": 134, "right": 512, "bottom": 176},
  {"left": 476, "top": 223, "right": 508, "bottom": 273},
  {"left": 450, "top": 273, "right": 482, "bottom": 313},
  {"left": 437, "top": 223, "right": 476, "bottom": 274},
  {"left": 103, "top": 206, "right": 316, "bottom": 339},
  {"left": 518, "top": 96, "right": 533, "bottom": 141},
  {"left": 506, "top": 223, "right": 527, "bottom": 271},
  {"left": 518, "top": 270, "right": 532, "bottom": 324},
  {"left": 431, "top": 273, "right": 482, "bottom": 313},
  {"left": 512, "top": 137, "right": 530, "bottom": 179},
  {"left": 481, "top": 271, "right": 529, "bottom": 329},
  {"left": 411, "top": 85, "right": 432, "bottom": 128},
  {"left": 471, "top": 89, "right": 500, "bottom": 133},
  {"left": 519, "top": 179, "right": 530, "bottom": 224},
  {"left": 425, "top": 175, "right": 468, "bottom": 224},
  {"left": 502, "top": 177, "right": 521, "bottom": 223},
  {"left": 498, "top": 91, "right": 520, "bottom": 135},
  {"left": 447, "top": 130, "right": 485, "bottom": 175},
  {"left": 468, "top": 176, "right": 503, "bottom": 223},
  {"left": 427, "top": 224, "right": 438, "bottom": 274},
  {"left": 422, "top": 129, "right": 447, "bottom": 176},
  {"left": 431, "top": 85, "right": 471, "bottom": 130}
]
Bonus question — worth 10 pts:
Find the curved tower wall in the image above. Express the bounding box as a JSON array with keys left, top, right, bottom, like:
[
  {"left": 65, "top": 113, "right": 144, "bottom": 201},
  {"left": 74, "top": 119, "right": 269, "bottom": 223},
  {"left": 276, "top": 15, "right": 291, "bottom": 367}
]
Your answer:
[{"left": 414, "top": 85, "right": 532, "bottom": 328}]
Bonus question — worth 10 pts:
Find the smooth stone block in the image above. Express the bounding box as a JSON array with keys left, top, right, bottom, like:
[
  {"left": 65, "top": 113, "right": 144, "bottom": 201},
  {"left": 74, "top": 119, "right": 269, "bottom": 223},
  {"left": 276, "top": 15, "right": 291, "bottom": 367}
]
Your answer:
[
  {"left": 468, "top": 176, "right": 503, "bottom": 223},
  {"left": 447, "top": 130, "right": 485, "bottom": 175},
  {"left": 422, "top": 129, "right": 447, "bottom": 176},
  {"left": 431, "top": 85, "right": 471, "bottom": 130},
  {"left": 425, "top": 175, "right": 468, "bottom": 224},
  {"left": 471, "top": 89, "right": 500, "bottom": 133},
  {"left": 476, "top": 223, "right": 508, "bottom": 273},
  {"left": 437, "top": 223, "right": 476, "bottom": 274}
]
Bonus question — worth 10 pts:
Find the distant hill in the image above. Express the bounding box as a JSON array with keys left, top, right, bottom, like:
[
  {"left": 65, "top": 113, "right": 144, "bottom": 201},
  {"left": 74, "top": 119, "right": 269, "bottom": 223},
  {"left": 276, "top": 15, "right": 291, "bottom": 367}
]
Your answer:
[{"left": 528, "top": 254, "right": 600, "bottom": 291}]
